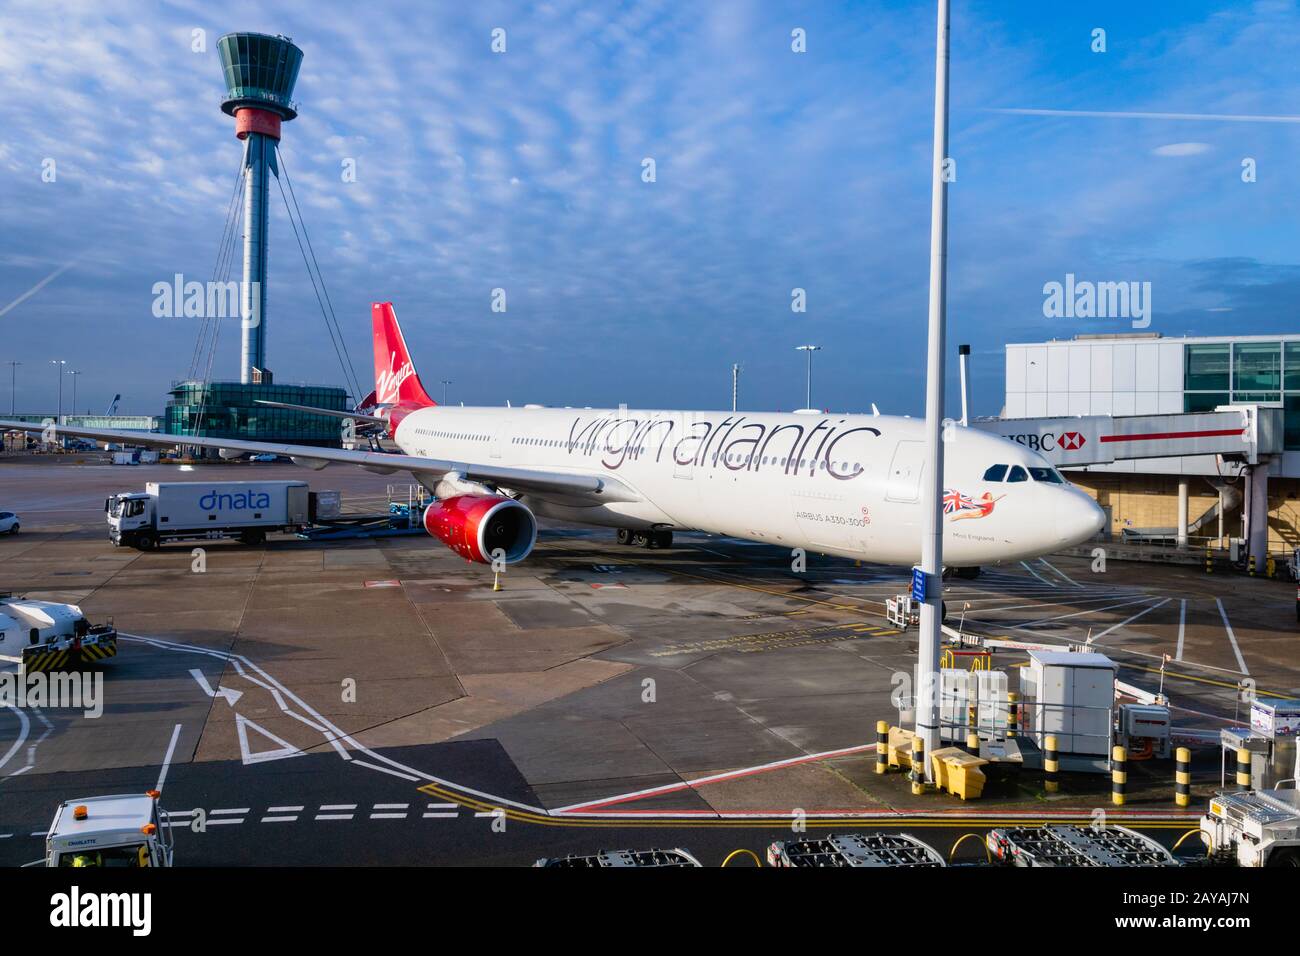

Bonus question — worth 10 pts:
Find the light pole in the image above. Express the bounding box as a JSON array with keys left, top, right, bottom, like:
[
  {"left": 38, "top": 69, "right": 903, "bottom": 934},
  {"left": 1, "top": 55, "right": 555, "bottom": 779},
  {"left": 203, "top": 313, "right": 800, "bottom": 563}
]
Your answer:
[
  {"left": 440, "top": 380, "right": 452, "bottom": 405},
  {"left": 915, "top": 0, "right": 953, "bottom": 775},
  {"left": 50, "top": 359, "right": 66, "bottom": 425},
  {"left": 68, "top": 370, "right": 80, "bottom": 419},
  {"left": 731, "top": 363, "right": 742, "bottom": 412},
  {"left": 5, "top": 361, "right": 18, "bottom": 416},
  {"left": 795, "top": 345, "right": 820, "bottom": 409}
]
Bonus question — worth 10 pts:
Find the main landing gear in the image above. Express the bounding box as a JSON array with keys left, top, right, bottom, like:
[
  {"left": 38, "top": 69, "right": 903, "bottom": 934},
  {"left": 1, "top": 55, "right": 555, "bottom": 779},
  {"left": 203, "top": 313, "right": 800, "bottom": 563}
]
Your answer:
[{"left": 617, "top": 528, "right": 673, "bottom": 549}]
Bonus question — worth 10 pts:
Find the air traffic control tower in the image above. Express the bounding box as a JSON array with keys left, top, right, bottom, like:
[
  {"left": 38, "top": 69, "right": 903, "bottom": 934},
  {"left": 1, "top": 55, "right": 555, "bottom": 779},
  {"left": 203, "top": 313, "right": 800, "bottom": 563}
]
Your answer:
[
  {"left": 164, "top": 33, "right": 348, "bottom": 447},
  {"left": 219, "top": 31, "right": 301, "bottom": 383}
]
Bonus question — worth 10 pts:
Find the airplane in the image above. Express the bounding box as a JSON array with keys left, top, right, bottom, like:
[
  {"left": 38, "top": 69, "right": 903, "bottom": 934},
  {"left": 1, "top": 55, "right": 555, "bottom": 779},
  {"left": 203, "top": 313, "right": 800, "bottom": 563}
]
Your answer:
[{"left": 0, "top": 302, "right": 1105, "bottom": 572}]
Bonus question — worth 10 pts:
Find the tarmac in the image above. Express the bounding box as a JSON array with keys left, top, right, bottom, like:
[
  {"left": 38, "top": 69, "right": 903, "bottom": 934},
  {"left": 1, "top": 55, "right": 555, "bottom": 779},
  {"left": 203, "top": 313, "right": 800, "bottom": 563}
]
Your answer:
[{"left": 1, "top": 457, "right": 1296, "bottom": 866}]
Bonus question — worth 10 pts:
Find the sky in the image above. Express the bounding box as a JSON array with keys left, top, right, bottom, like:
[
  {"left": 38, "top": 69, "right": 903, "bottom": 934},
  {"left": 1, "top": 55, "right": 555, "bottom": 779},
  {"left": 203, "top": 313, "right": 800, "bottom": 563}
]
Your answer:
[{"left": 2, "top": 0, "right": 1299, "bottom": 418}]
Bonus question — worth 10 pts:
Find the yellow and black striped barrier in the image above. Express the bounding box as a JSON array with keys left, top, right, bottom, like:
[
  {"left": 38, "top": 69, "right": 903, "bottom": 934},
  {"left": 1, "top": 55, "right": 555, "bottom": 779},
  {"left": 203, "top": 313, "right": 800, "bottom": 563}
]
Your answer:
[
  {"left": 1007, "top": 692, "right": 1019, "bottom": 738},
  {"left": 1111, "top": 745, "right": 1127, "bottom": 807},
  {"left": 1236, "top": 747, "right": 1252, "bottom": 790},
  {"left": 1248, "top": 555, "right": 1256, "bottom": 577},
  {"left": 21, "top": 647, "right": 71, "bottom": 673},
  {"left": 1044, "top": 734, "right": 1059, "bottom": 794},
  {"left": 910, "top": 737, "right": 925, "bottom": 795},
  {"left": 875, "top": 720, "right": 888, "bottom": 775},
  {"left": 1175, "top": 746, "right": 1191, "bottom": 808},
  {"left": 1205, "top": 546, "right": 1213, "bottom": 574},
  {"left": 21, "top": 639, "right": 116, "bottom": 673}
]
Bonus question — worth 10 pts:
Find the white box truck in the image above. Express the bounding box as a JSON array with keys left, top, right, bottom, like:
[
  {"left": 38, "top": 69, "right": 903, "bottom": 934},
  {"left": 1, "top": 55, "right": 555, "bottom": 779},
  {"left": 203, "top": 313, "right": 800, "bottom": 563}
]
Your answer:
[{"left": 106, "top": 480, "right": 312, "bottom": 550}]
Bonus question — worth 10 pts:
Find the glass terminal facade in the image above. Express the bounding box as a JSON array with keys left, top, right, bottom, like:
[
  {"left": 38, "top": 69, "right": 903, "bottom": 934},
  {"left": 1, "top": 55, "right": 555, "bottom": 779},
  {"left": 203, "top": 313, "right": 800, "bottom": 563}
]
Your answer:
[{"left": 164, "top": 381, "right": 348, "bottom": 447}]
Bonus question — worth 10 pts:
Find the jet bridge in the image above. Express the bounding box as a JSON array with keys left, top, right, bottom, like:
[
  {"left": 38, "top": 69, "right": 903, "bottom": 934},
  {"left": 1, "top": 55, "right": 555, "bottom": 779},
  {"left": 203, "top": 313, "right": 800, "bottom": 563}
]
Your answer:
[{"left": 973, "top": 404, "right": 1284, "bottom": 566}]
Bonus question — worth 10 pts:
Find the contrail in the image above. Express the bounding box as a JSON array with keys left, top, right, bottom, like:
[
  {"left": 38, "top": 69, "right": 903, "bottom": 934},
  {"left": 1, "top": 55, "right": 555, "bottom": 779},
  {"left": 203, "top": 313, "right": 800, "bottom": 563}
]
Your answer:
[
  {"left": 992, "top": 107, "right": 1300, "bottom": 125},
  {"left": 0, "top": 259, "right": 77, "bottom": 318}
]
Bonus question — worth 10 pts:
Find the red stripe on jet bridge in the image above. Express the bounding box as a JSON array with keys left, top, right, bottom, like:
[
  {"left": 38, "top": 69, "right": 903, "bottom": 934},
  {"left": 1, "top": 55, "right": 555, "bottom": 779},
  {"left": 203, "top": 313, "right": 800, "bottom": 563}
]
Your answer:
[{"left": 1099, "top": 428, "right": 1244, "bottom": 444}]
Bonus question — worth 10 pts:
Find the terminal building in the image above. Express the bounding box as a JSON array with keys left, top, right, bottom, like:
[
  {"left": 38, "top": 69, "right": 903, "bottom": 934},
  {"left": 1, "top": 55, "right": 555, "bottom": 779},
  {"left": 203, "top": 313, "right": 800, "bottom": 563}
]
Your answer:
[{"left": 995, "top": 332, "right": 1300, "bottom": 559}]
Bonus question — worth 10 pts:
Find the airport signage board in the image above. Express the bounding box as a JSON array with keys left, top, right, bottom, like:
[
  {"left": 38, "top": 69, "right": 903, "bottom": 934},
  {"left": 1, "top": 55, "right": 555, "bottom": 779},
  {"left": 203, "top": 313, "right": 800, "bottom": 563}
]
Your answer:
[
  {"left": 973, "top": 416, "right": 1111, "bottom": 466},
  {"left": 911, "top": 566, "right": 927, "bottom": 603}
]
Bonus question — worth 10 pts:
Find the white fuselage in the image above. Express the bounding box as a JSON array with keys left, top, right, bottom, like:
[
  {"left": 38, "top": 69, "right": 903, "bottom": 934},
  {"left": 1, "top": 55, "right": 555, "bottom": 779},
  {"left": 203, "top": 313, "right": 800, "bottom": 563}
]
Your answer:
[{"left": 393, "top": 405, "right": 1106, "bottom": 566}]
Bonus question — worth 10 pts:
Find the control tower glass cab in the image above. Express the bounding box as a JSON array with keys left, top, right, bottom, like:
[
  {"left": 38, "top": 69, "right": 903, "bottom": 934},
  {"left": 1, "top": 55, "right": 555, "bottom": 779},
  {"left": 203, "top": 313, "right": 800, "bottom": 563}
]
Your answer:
[{"left": 218, "top": 33, "right": 302, "bottom": 121}]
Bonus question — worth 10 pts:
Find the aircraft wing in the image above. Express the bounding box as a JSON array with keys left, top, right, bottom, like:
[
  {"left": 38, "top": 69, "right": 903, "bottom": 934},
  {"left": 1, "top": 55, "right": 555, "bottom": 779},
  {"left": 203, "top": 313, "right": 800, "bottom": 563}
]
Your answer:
[
  {"left": 0, "top": 419, "right": 640, "bottom": 503},
  {"left": 253, "top": 400, "right": 389, "bottom": 427}
]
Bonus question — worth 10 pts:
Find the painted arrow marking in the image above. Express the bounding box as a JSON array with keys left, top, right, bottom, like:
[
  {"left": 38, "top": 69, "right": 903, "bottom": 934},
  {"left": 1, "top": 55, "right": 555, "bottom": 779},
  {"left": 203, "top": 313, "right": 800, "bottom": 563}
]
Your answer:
[{"left": 190, "top": 668, "right": 243, "bottom": 706}]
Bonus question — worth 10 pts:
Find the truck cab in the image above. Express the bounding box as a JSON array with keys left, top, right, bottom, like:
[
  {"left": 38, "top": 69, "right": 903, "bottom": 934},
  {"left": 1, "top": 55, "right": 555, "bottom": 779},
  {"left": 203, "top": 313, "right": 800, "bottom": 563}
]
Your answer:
[
  {"left": 40, "top": 793, "right": 174, "bottom": 868},
  {"left": 106, "top": 493, "right": 152, "bottom": 546}
]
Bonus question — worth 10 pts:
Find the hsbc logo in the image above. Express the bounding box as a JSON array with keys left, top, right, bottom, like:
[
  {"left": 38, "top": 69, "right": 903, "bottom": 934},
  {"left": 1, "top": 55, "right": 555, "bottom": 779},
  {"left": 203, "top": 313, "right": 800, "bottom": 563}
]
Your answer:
[{"left": 1006, "top": 431, "right": 1087, "bottom": 453}]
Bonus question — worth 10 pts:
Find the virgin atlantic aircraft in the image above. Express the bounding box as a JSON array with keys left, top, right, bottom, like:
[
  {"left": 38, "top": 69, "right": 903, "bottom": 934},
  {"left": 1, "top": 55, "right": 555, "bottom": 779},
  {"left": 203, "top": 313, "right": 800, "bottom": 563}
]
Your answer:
[{"left": 1, "top": 303, "right": 1105, "bottom": 570}]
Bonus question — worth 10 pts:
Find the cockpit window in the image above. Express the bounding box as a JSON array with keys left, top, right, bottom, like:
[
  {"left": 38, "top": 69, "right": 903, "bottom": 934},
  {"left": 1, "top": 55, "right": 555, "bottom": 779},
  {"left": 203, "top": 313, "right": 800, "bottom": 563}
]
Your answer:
[
  {"left": 1007, "top": 465, "right": 1029, "bottom": 483},
  {"left": 1028, "top": 467, "right": 1064, "bottom": 484},
  {"left": 982, "top": 464, "right": 1008, "bottom": 482}
]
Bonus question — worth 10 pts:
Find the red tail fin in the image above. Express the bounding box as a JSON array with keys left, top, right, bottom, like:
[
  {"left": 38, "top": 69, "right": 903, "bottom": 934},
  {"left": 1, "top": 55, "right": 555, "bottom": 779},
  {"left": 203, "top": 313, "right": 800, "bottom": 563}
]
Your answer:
[{"left": 371, "top": 302, "right": 436, "bottom": 408}]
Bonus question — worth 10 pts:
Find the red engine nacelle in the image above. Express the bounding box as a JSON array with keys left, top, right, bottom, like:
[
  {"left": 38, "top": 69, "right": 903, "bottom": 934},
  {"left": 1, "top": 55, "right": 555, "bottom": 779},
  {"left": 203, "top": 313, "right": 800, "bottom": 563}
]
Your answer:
[{"left": 422, "top": 494, "right": 537, "bottom": 565}]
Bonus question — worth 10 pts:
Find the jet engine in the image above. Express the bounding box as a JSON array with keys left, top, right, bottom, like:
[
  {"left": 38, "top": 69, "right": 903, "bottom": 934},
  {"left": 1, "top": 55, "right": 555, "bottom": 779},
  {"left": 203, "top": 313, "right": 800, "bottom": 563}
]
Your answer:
[{"left": 422, "top": 494, "right": 537, "bottom": 565}]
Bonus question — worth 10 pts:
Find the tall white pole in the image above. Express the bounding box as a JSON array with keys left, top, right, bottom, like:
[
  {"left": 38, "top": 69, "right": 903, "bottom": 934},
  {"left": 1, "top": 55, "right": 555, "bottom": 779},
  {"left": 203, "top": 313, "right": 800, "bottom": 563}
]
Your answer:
[
  {"left": 732, "top": 363, "right": 741, "bottom": 412},
  {"left": 916, "top": 0, "right": 951, "bottom": 775},
  {"left": 958, "top": 344, "right": 970, "bottom": 426}
]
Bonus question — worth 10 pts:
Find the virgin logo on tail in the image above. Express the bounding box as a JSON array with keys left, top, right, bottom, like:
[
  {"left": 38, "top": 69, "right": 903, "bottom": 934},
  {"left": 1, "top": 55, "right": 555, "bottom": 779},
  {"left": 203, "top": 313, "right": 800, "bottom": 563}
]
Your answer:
[{"left": 376, "top": 351, "right": 414, "bottom": 406}]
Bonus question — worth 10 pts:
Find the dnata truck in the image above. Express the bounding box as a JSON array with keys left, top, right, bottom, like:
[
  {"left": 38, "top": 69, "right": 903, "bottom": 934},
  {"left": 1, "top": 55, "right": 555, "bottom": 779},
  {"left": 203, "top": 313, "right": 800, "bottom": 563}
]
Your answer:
[
  {"left": 0, "top": 593, "right": 117, "bottom": 673},
  {"left": 106, "top": 480, "right": 312, "bottom": 550},
  {"left": 32, "top": 792, "right": 174, "bottom": 867}
]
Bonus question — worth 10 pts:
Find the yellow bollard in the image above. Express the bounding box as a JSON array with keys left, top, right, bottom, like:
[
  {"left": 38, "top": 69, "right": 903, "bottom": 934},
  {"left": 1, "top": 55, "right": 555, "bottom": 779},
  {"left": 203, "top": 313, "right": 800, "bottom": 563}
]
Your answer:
[
  {"left": 1205, "top": 545, "right": 1213, "bottom": 575},
  {"left": 1248, "top": 555, "right": 1256, "bottom": 577},
  {"left": 911, "top": 737, "right": 925, "bottom": 795},
  {"left": 1006, "top": 692, "right": 1019, "bottom": 738},
  {"left": 1267, "top": 554, "right": 1276, "bottom": 578},
  {"left": 1175, "top": 747, "right": 1191, "bottom": 808},
  {"left": 1236, "top": 747, "right": 1252, "bottom": 790},
  {"left": 1044, "top": 734, "right": 1059, "bottom": 794},
  {"left": 875, "top": 720, "right": 888, "bottom": 775},
  {"left": 966, "top": 731, "right": 980, "bottom": 757},
  {"left": 1111, "top": 745, "right": 1127, "bottom": 806}
]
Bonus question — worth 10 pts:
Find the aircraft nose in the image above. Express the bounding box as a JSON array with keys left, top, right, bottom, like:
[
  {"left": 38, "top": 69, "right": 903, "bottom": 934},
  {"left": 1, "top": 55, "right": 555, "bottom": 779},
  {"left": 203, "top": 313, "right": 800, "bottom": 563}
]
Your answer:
[{"left": 1057, "top": 492, "right": 1106, "bottom": 546}]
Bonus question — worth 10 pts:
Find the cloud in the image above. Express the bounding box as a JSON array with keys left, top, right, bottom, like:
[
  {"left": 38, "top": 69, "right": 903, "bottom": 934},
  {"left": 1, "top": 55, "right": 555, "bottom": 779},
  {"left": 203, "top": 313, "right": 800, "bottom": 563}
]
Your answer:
[{"left": 1152, "top": 142, "right": 1212, "bottom": 156}]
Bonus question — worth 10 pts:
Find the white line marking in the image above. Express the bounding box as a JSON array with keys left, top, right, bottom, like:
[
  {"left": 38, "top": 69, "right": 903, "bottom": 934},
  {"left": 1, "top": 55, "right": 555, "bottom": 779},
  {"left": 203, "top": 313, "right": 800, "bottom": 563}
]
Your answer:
[
  {"left": 155, "top": 723, "right": 182, "bottom": 793},
  {"left": 1038, "top": 558, "right": 1081, "bottom": 589},
  {"left": 260, "top": 816, "right": 299, "bottom": 823},
  {"left": 369, "top": 812, "right": 407, "bottom": 820},
  {"left": 0, "top": 834, "right": 9, "bottom": 839},
  {"left": 314, "top": 814, "right": 354, "bottom": 821},
  {"left": 423, "top": 812, "right": 458, "bottom": 819},
  {"left": 204, "top": 818, "right": 244, "bottom": 826},
  {"left": 1088, "top": 598, "right": 1171, "bottom": 643},
  {"left": 1019, "top": 560, "right": 1054, "bottom": 586},
  {"left": 350, "top": 759, "right": 420, "bottom": 782},
  {"left": 319, "top": 804, "right": 356, "bottom": 811},
  {"left": 372, "top": 803, "right": 409, "bottom": 810},
  {"left": 118, "top": 633, "right": 547, "bottom": 815},
  {"left": 268, "top": 805, "right": 304, "bottom": 813},
  {"left": 1175, "top": 599, "right": 1187, "bottom": 662},
  {"left": 1215, "top": 598, "right": 1249, "bottom": 675},
  {"left": 211, "top": 808, "right": 250, "bottom": 815},
  {"left": 426, "top": 803, "right": 458, "bottom": 809}
]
